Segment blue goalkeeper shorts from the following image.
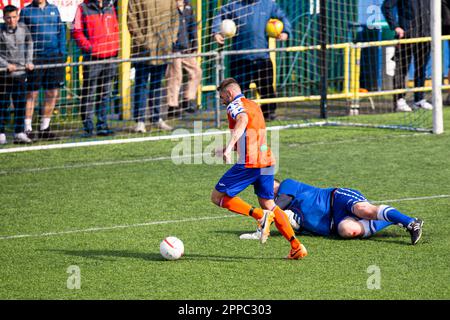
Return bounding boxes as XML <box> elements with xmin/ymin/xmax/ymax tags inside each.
<box><xmin>215</xmin><ymin>164</ymin><xmax>275</xmax><ymax>199</ymax></box>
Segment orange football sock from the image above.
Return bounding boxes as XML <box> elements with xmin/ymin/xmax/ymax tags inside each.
<box><xmin>273</xmin><ymin>206</ymin><xmax>301</xmax><ymax>249</ymax></box>
<box><xmin>221</xmin><ymin>196</ymin><xmax>264</xmax><ymax>220</ymax></box>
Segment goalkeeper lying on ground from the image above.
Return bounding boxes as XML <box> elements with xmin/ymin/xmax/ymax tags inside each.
<box><xmin>240</xmin><ymin>179</ymin><xmax>424</xmax><ymax>245</ymax></box>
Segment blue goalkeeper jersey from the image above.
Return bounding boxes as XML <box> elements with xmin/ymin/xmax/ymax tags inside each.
<box><xmin>278</xmin><ymin>179</ymin><xmax>335</xmax><ymax>236</ymax></box>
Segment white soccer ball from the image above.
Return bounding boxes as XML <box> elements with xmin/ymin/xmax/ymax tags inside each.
<box><xmin>220</xmin><ymin>19</ymin><xmax>237</xmax><ymax>38</ymax></box>
<box><xmin>160</xmin><ymin>236</ymin><xmax>184</xmax><ymax>260</ymax></box>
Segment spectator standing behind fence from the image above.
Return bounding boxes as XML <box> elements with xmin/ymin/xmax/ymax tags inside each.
<box><xmin>0</xmin><ymin>5</ymin><xmax>34</xmax><ymax>145</ymax></box>
<box><xmin>382</xmin><ymin>0</ymin><xmax>433</xmax><ymax>112</ymax></box>
<box><xmin>212</xmin><ymin>0</ymin><xmax>292</xmax><ymax>121</ymax></box>
<box><xmin>127</xmin><ymin>0</ymin><xmax>179</xmax><ymax>133</ymax></box>
<box><xmin>166</xmin><ymin>0</ymin><xmax>202</xmax><ymax>119</ymax></box>
<box><xmin>20</xmin><ymin>0</ymin><xmax>66</xmax><ymax>141</ymax></box>
<box><xmin>443</xmin><ymin>0</ymin><xmax>450</xmax><ymax>105</ymax></box>
<box><xmin>72</xmin><ymin>0</ymin><xmax>119</xmax><ymax>137</ymax></box>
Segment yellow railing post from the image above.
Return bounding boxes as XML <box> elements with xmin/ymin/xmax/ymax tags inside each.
<box><xmin>354</xmin><ymin>46</ymin><xmax>361</xmax><ymax>113</ymax></box>
<box><xmin>78</xmin><ymin>55</ymin><xmax>83</xmax><ymax>84</ymax></box>
<box><xmin>349</xmin><ymin>45</ymin><xmax>355</xmax><ymax>98</ymax></box>
<box><xmin>343</xmin><ymin>43</ymin><xmax>350</xmax><ymax>96</ymax></box>
<box><xmin>269</xmin><ymin>37</ymin><xmax>276</xmax><ymax>88</ymax></box>
<box><xmin>349</xmin><ymin>44</ymin><xmax>360</xmax><ymax>115</ymax></box>
<box><xmin>118</xmin><ymin>0</ymin><xmax>131</xmax><ymax>120</ymax></box>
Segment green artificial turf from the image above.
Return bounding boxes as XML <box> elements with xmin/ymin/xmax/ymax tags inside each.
<box><xmin>0</xmin><ymin>110</ymin><xmax>449</xmax><ymax>300</ymax></box>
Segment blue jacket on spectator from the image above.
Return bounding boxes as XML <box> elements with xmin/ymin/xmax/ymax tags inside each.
<box><xmin>20</xmin><ymin>1</ymin><xmax>66</xmax><ymax>60</ymax></box>
<box><xmin>212</xmin><ymin>0</ymin><xmax>292</xmax><ymax>61</ymax></box>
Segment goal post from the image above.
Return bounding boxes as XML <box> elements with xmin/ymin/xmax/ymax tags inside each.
<box><xmin>431</xmin><ymin>0</ymin><xmax>444</xmax><ymax>134</ymax></box>
<box><xmin>0</xmin><ymin>0</ymin><xmax>446</xmax><ymax>153</ymax></box>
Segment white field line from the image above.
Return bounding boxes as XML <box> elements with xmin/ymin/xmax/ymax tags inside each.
<box><xmin>0</xmin><ymin>133</ymin><xmax>429</xmax><ymax>176</ymax></box>
<box><xmin>0</xmin><ymin>153</ymin><xmax>207</xmax><ymax>175</ymax></box>
<box><xmin>0</xmin><ymin>194</ymin><xmax>448</xmax><ymax>241</ymax></box>
<box><xmin>0</xmin><ymin>123</ymin><xmax>307</xmax><ymax>154</ymax></box>
<box><xmin>0</xmin><ymin>215</ymin><xmax>237</xmax><ymax>240</ymax></box>
<box><xmin>371</xmin><ymin>194</ymin><xmax>450</xmax><ymax>203</ymax></box>
<box><xmin>0</xmin><ymin>123</ymin><xmax>428</xmax><ymax>154</ymax></box>
<box><xmin>0</xmin><ymin>130</ymin><xmax>231</xmax><ymax>154</ymax></box>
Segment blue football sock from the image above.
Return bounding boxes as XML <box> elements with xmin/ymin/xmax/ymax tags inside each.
<box><xmin>376</xmin><ymin>205</ymin><xmax>414</xmax><ymax>227</ymax></box>
<box><xmin>360</xmin><ymin>219</ymin><xmax>393</xmax><ymax>238</ymax></box>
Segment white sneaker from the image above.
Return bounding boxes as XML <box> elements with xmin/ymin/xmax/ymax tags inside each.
<box><xmin>395</xmin><ymin>98</ymin><xmax>412</xmax><ymax>112</ymax></box>
<box><xmin>0</xmin><ymin>133</ymin><xmax>7</xmax><ymax>145</ymax></box>
<box><xmin>239</xmin><ymin>209</ymin><xmax>301</xmax><ymax>239</ymax></box>
<box><xmin>156</xmin><ymin>119</ymin><xmax>173</xmax><ymax>131</ymax></box>
<box><xmin>134</xmin><ymin>121</ymin><xmax>146</xmax><ymax>133</ymax></box>
<box><xmin>413</xmin><ymin>99</ymin><xmax>433</xmax><ymax>110</ymax></box>
<box><xmin>14</xmin><ymin>132</ymin><xmax>32</xmax><ymax>144</ymax></box>
<box><xmin>258</xmin><ymin>210</ymin><xmax>275</xmax><ymax>244</ymax></box>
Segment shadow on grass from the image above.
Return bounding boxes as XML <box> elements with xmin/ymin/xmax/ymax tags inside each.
<box><xmin>214</xmin><ymin>229</ymin><xmax>408</xmax><ymax>246</ymax></box>
<box><xmin>213</xmin><ymin>229</ymin><xmax>283</xmax><ymax>237</ymax></box>
<box><xmin>44</xmin><ymin>249</ymin><xmax>277</xmax><ymax>262</ymax></box>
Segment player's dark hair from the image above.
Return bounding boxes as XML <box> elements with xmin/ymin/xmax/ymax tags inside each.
<box><xmin>3</xmin><ymin>5</ymin><xmax>18</xmax><ymax>15</ymax></box>
<box><xmin>274</xmin><ymin>178</ymin><xmax>281</xmax><ymax>184</ymax></box>
<box><xmin>217</xmin><ymin>77</ymin><xmax>240</xmax><ymax>92</ymax></box>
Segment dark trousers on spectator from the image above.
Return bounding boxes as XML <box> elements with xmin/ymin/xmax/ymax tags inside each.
<box><xmin>393</xmin><ymin>42</ymin><xmax>431</xmax><ymax>103</ymax></box>
<box><xmin>230</xmin><ymin>57</ymin><xmax>277</xmax><ymax>120</ymax></box>
<box><xmin>0</xmin><ymin>75</ymin><xmax>27</xmax><ymax>134</ymax></box>
<box><xmin>81</xmin><ymin>58</ymin><xmax>116</xmax><ymax>133</ymax></box>
<box><xmin>133</xmin><ymin>62</ymin><xmax>167</xmax><ymax>123</ymax></box>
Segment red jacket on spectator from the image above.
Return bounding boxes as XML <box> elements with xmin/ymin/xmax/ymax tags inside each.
<box><xmin>72</xmin><ymin>0</ymin><xmax>119</xmax><ymax>59</ymax></box>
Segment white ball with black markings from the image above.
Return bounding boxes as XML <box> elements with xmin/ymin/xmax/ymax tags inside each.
<box><xmin>160</xmin><ymin>236</ymin><xmax>184</xmax><ymax>260</ymax></box>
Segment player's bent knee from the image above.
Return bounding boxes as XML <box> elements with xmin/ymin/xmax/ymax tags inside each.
<box><xmin>337</xmin><ymin>219</ymin><xmax>363</xmax><ymax>239</ymax></box>
<box><xmin>353</xmin><ymin>202</ymin><xmax>377</xmax><ymax>220</ymax></box>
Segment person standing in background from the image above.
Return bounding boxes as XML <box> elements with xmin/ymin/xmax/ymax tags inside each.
<box><xmin>72</xmin><ymin>0</ymin><xmax>119</xmax><ymax>137</ymax></box>
<box><xmin>382</xmin><ymin>0</ymin><xmax>433</xmax><ymax>112</ymax></box>
<box><xmin>166</xmin><ymin>0</ymin><xmax>202</xmax><ymax>118</ymax></box>
<box><xmin>0</xmin><ymin>5</ymin><xmax>34</xmax><ymax>144</ymax></box>
<box><xmin>127</xmin><ymin>0</ymin><xmax>179</xmax><ymax>132</ymax></box>
<box><xmin>20</xmin><ymin>0</ymin><xmax>66</xmax><ymax>140</ymax></box>
<box><xmin>212</xmin><ymin>0</ymin><xmax>292</xmax><ymax>121</ymax></box>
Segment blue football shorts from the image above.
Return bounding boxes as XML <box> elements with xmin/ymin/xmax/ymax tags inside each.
<box><xmin>215</xmin><ymin>164</ymin><xmax>275</xmax><ymax>199</ymax></box>
<box><xmin>332</xmin><ymin>188</ymin><xmax>368</xmax><ymax>229</ymax></box>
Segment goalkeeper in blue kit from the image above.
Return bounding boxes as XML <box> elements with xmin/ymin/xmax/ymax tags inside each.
<box><xmin>240</xmin><ymin>179</ymin><xmax>424</xmax><ymax>245</ymax></box>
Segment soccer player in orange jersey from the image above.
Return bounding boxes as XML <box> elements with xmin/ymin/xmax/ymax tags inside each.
<box><xmin>210</xmin><ymin>78</ymin><xmax>307</xmax><ymax>259</ymax></box>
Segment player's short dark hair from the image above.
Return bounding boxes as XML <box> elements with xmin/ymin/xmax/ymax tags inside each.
<box><xmin>274</xmin><ymin>178</ymin><xmax>281</xmax><ymax>185</ymax></box>
<box><xmin>3</xmin><ymin>5</ymin><xmax>18</xmax><ymax>15</ymax></box>
<box><xmin>217</xmin><ymin>77</ymin><xmax>240</xmax><ymax>92</ymax></box>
